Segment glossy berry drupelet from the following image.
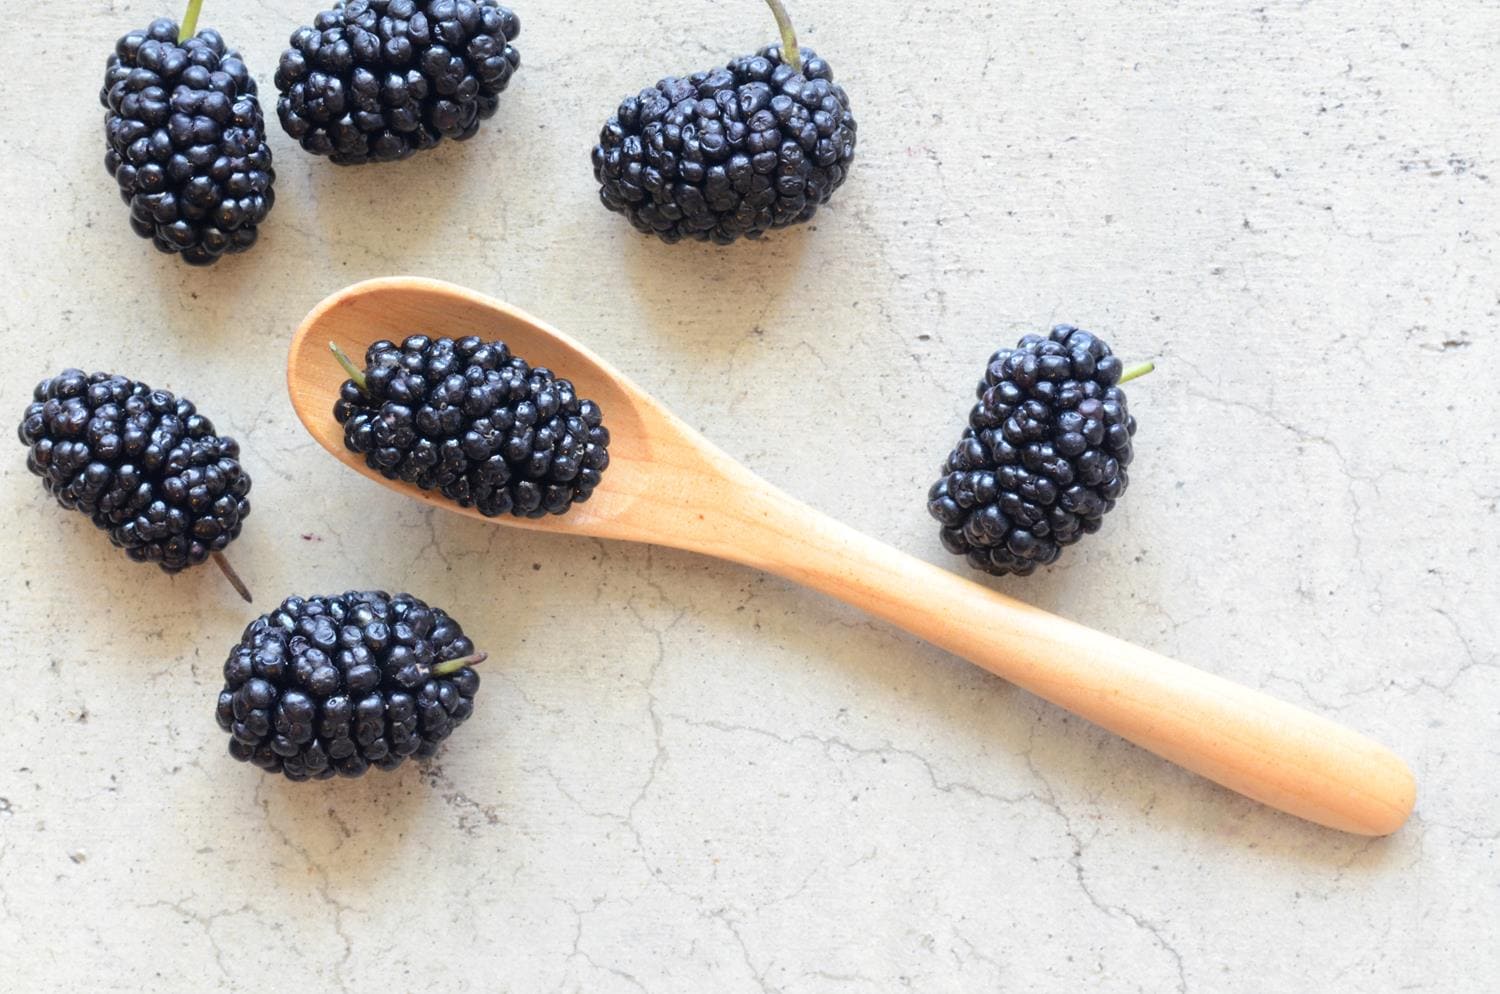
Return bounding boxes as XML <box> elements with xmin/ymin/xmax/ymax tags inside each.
<box><xmin>17</xmin><ymin>370</ymin><xmax>253</xmax><ymax>596</ymax></box>
<box><xmin>275</xmin><ymin>0</ymin><xmax>521</xmax><ymax>165</ymax></box>
<box><xmin>100</xmin><ymin>15</ymin><xmax>275</xmax><ymax>265</ymax></box>
<box><xmin>591</xmin><ymin>0</ymin><xmax>856</xmax><ymax>244</ymax></box>
<box><xmin>217</xmin><ymin>591</ymin><xmax>485</xmax><ymax>780</ymax></box>
<box><xmin>928</xmin><ymin>326</ymin><xmax>1148</xmax><ymax>577</ymax></box>
<box><xmin>332</xmin><ymin>336</ymin><xmax>610</xmax><ymax>517</ymax></box>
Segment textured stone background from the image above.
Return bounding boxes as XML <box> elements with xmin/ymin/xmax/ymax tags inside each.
<box><xmin>1</xmin><ymin>1</ymin><xmax>1496</xmax><ymax>991</ymax></box>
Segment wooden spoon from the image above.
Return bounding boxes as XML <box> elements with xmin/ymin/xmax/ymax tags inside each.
<box><xmin>287</xmin><ymin>276</ymin><xmax>1416</xmax><ymax>836</ymax></box>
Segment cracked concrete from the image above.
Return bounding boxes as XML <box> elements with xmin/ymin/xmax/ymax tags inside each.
<box><xmin>2</xmin><ymin>0</ymin><xmax>1498</xmax><ymax>991</ymax></box>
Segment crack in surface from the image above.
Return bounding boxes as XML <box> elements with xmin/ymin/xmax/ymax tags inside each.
<box><xmin>1022</xmin><ymin>728</ymin><xmax>1188</xmax><ymax>993</ymax></box>
<box><xmin>145</xmin><ymin>899</ymin><xmax>259</xmax><ymax>984</ymax></box>
<box><xmin>666</xmin><ymin>713</ymin><xmax>1047</xmax><ymax>810</ymax></box>
<box><xmin>255</xmin><ymin>780</ymin><xmax>355</xmax><ymax>993</ymax></box>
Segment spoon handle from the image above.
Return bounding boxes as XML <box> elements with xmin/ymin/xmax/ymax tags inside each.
<box><xmin>701</xmin><ymin>479</ymin><xmax>1415</xmax><ymax>836</ymax></box>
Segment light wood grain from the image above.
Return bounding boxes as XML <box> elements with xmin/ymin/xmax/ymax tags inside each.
<box><xmin>288</xmin><ymin>277</ymin><xmax>1416</xmax><ymax>836</ymax></box>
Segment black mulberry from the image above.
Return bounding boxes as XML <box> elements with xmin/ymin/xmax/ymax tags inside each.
<box><xmin>217</xmin><ymin>591</ymin><xmax>485</xmax><ymax>780</ymax></box>
<box><xmin>17</xmin><ymin>369</ymin><xmax>253</xmax><ymax>599</ymax></box>
<box><xmin>275</xmin><ymin>0</ymin><xmax>522</xmax><ymax>165</ymax></box>
<box><xmin>101</xmin><ymin>16</ymin><xmax>275</xmax><ymax>265</ymax></box>
<box><xmin>331</xmin><ymin>336</ymin><xmax>610</xmax><ymax>517</ymax></box>
<box><xmin>928</xmin><ymin>326</ymin><xmax>1150</xmax><ymax>577</ymax></box>
<box><xmin>591</xmin><ymin>0</ymin><xmax>856</xmax><ymax>244</ymax></box>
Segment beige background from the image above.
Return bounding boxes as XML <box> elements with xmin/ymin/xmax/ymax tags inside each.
<box><xmin>2</xmin><ymin>1</ymin><xmax>1496</xmax><ymax>991</ymax></box>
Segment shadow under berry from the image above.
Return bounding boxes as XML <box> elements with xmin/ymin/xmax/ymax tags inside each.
<box><xmin>618</xmin><ymin>222</ymin><xmax>812</xmax><ymax>350</ymax></box>
<box><xmin>299</xmin><ymin>138</ymin><xmax>505</xmax><ymax>262</ymax></box>
<box><xmin>245</xmin><ymin>760</ymin><xmax>435</xmax><ymax>874</ymax></box>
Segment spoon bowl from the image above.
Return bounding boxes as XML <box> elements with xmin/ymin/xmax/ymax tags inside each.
<box><xmin>289</xmin><ymin>277</ymin><xmax>1417</xmax><ymax>837</ymax></box>
<box><xmin>289</xmin><ymin>276</ymin><xmax>714</xmax><ymax>545</ymax></box>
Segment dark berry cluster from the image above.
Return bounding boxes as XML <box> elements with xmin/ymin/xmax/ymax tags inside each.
<box><xmin>101</xmin><ymin>19</ymin><xmax>276</xmax><ymax>265</ymax></box>
<box><xmin>928</xmin><ymin>326</ymin><xmax>1138</xmax><ymax>576</ymax></box>
<box><xmin>18</xmin><ymin>370</ymin><xmax>252</xmax><ymax>572</ymax></box>
<box><xmin>275</xmin><ymin>0</ymin><xmax>522</xmax><ymax>165</ymax></box>
<box><xmin>333</xmin><ymin>335</ymin><xmax>610</xmax><ymax>517</ymax></box>
<box><xmin>592</xmin><ymin>45</ymin><xmax>857</xmax><ymax>244</ymax></box>
<box><xmin>218</xmin><ymin>591</ymin><xmax>481</xmax><ymax>779</ymax></box>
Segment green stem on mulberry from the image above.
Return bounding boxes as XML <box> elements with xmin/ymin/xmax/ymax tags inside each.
<box><xmin>1119</xmin><ymin>361</ymin><xmax>1155</xmax><ymax>385</ymax></box>
<box><xmin>432</xmin><ymin>652</ymin><xmax>489</xmax><ymax>677</ymax></box>
<box><xmin>212</xmin><ymin>552</ymin><xmax>252</xmax><ymax>604</ymax></box>
<box><xmin>329</xmin><ymin>342</ymin><xmax>368</xmax><ymax>395</ymax></box>
<box><xmin>179</xmin><ymin>0</ymin><xmax>205</xmax><ymax>41</ymax></box>
<box><xmin>764</xmin><ymin>0</ymin><xmax>801</xmax><ymax>74</ymax></box>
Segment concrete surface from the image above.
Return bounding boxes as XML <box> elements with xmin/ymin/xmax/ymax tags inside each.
<box><xmin>1</xmin><ymin>1</ymin><xmax>1496</xmax><ymax>991</ymax></box>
